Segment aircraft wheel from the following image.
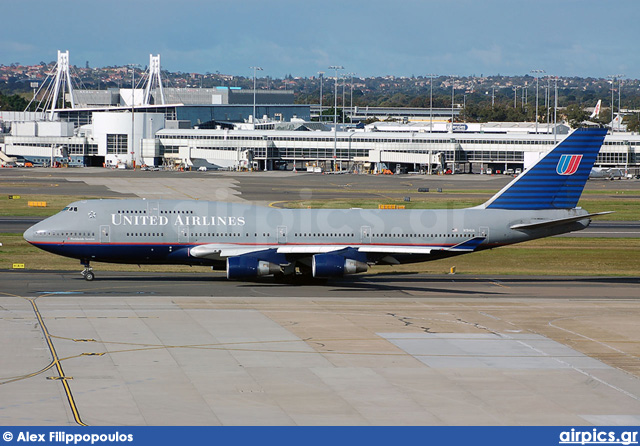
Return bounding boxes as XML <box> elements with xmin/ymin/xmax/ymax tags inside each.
<box><xmin>84</xmin><ymin>271</ymin><xmax>95</xmax><ymax>281</ymax></box>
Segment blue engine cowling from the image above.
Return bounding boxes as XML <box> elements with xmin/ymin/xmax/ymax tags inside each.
<box><xmin>227</xmin><ymin>256</ymin><xmax>281</xmax><ymax>279</ymax></box>
<box><xmin>312</xmin><ymin>254</ymin><xmax>368</xmax><ymax>278</ymax></box>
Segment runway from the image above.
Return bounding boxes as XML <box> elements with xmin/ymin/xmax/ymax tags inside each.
<box><xmin>1</xmin><ymin>271</ymin><xmax>640</xmax><ymax>426</ymax></box>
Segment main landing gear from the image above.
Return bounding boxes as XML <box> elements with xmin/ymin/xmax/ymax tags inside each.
<box><xmin>81</xmin><ymin>260</ymin><xmax>95</xmax><ymax>281</ymax></box>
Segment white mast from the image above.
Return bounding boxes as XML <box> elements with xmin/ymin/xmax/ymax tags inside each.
<box><xmin>143</xmin><ymin>54</ymin><xmax>165</xmax><ymax>105</ymax></box>
<box><xmin>48</xmin><ymin>50</ymin><xmax>75</xmax><ymax>120</ymax></box>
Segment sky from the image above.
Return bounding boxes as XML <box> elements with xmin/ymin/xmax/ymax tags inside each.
<box><xmin>1</xmin><ymin>0</ymin><xmax>637</xmax><ymax>79</ymax></box>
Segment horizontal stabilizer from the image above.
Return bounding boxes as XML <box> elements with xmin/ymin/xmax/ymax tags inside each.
<box><xmin>510</xmin><ymin>211</ymin><xmax>613</xmax><ymax>231</ymax></box>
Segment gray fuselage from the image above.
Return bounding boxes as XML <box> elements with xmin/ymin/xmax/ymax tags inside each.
<box><xmin>24</xmin><ymin>199</ymin><xmax>591</xmax><ymax>270</ymax></box>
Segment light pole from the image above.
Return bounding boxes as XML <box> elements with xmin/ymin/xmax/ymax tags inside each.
<box><xmin>607</xmin><ymin>74</ymin><xmax>625</xmax><ymax>131</ymax></box>
<box><xmin>127</xmin><ymin>63</ymin><xmax>140</xmax><ymax>168</ymax></box>
<box><xmin>349</xmin><ymin>73</ymin><xmax>355</xmax><ymax>122</ymax></box>
<box><xmin>618</xmin><ymin>76</ymin><xmax>625</xmax><ymax>131</ymax></box>
<box><xmin>607</xmin><ymin>75</ymin><xmax>616</xmax><ymax>130</ymax></box>
<box><xmin>427</xmin><ymin>74</ymin><xmax>437</xmax><ymax>133</ymax></box>
<box><xmin>250</xmin><ymin>66</ymin><xmax>263</xmax><ymax>126</ymax></box>
<box><xmin>531</xmin><ymin>69</ymin><xmax>545</xmax><ymax>134</ymax></box>
<box><xmin>329</xmin><ymin>65</ymin><xmax>344</xmax><ymax>171</ymax></box>
<box><xmin>342</xmin><ymin>74</ymin><xmax>347</xmax><ymax>124</ymax></box>
<box><xmin>546</xmin><ymin>77</ymin><xmax>550</xmax><ymax>132</ymax></box>
<box><xmin>317</xmin><ymin>71</ymin><xmax>324</xmax><ymax>121</ymax></box>
<box><xmin>450</xmin><ymin>75</ymin><xmax>457</xmax><ymax>129</ymax></box>
<box><xmin>463</xmin><ymin>93</ymin><xmax>467</xmax><ymax>122</ymax></box>
<box><xmin>553</xmin><ymin>77</ymin><xmax>558</xmax><ymax>144</ymax></box>
<box><xmin>512</xmin><ymin>86</ymin><xmax>519</xmax><ymax>109</ymax></box>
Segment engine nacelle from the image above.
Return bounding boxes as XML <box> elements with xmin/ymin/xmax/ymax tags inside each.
<box><xmin>226</xmin><ymin>256</ymin><xmax>281</xmax><ymax>279</ymax></box>
<box><xmin>311</xmin><ymin>254</ymin><xmax>368</xmax><ymax>278</ymax></box>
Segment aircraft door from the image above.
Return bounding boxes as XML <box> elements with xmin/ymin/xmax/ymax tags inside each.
<box><xmin>147</xmin><ymin>201</ymin><xmax>159</xmax><ymax>217</ymax></box>
<box><xmin>479</xmin><ymin>226</ymin><xmax>489</xmax><ymax>242</ymax></box>
<box><xmin>100</xmin><ymin>225</ymin><xmax>110</xmax><ymax>243</ymax></box>
<box><xmin>360</xmin><ymin>226</ymin><xmax>372</xmax><ymax>244</ymax></box>
<box><xmin>178</xmin><ymin>226</ymin><xmax>189</xmax><ymax>243</ymax></box>
<box><xmin>277</xmin><ymin>226</ymin><xmax>287</xmax><ymax>244</ymax></box>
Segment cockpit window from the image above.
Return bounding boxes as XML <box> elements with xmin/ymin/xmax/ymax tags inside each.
<box><xmin>61</xmin><ymin>206</ymin><xmax>78</xmax><ymax>212</ymax></box>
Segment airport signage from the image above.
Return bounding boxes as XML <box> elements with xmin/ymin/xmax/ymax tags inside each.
<box><xmin>452</xmin><ymin>123</ymin><xmax>468</xmax><ymax>131</ymax></box>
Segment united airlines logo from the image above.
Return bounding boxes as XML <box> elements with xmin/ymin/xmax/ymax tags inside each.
<box><xmin>110</xmin><ymin>213</ymin><xmax>245</xmax><ymax>227</ymax></box>
<box><xmin>556</xmin><ymin>154</ymin><xmax>583</xmax><ymax>176</ymax></box>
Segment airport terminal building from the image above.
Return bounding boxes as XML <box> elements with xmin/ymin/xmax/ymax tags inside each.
<box><xmin>2</xmin><ymin>110</ymin><xmax>638</xmax><ymax>173</ymax></box>
<box><xmin>2</xmin><ymin>50</ymin><xmax>637</xmax><ymax>173</ymax></box>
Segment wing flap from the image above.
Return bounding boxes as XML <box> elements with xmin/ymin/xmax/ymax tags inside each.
<box><xmin>276</xmin><ymin>245</ymin><xmax>349</xmax><ymax>254</ymax></box>
<box><xmin>358</xmin><ymin>246</ymin><xmax>434</xmax><ymax>254</ymax></box>
<box><xmin>358</xmin><ymin>237</ymin><xmax>486</xmax><ymax>254</ymax></box>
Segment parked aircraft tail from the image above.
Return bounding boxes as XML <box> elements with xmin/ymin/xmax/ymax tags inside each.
<box><xmin>589</xmin><ymin>99</ymin><xmax>602</xmax><ymax>119</ymax></box>
<box><xmin>480</xmin><ymin>127</ymin><xmax>607</xmax><ymax>210</ymax></box>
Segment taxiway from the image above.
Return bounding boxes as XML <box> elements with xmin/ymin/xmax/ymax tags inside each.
<box><xmin>1</xmin><ymin>271</ymin><xmax>639</xmax><ymax>426</ymax></box>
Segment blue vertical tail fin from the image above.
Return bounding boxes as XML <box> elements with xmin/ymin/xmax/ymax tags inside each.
<box><xmin>481</xmin><ymin>127</ymin><xmax>607</xmax><ymax>210</ymax></box>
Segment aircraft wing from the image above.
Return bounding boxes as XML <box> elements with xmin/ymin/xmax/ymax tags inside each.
<box><xmin>189</xmin><ymin>244</ymin><xmax>351</xmax><ymax>260</ymax></box>
<box><xmin>510</xmin><ymin>212</ymin><xmax>613</xmax><ymax>231</ymax></box>
<box><xmin>190</xmin><ymin>236</ymin><xmax>487</xmax><ymax>260</ymax></box>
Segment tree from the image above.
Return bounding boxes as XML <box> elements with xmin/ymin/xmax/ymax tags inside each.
<box><xmin>593</xmin><ymin>107</ymin><xmax>612</xmax><ymax>126</ymax></box>
<box><xmin>564</xmin><ymin>104</ymin><xmax>588</xmax><ymax>128</ymax></box>
<box><xmin>0</xmin><ymin>92</ymin><xmax>29</xmax><ymax>111</ymax></box>
<box><xmin>623</xmin><ymin>114</ymin><xmax>640</xmax><ymax>133</ymax></box>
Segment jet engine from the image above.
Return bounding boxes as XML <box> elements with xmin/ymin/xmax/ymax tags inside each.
<box><xmin>226</xmin><ymin>256</ymin><xmax>281</xmax><ymax>279</ymax></box>
<box><xmin>311</xmin><ymin>254</ymin><xmax>368</xmax><ymax>278</ymax></box>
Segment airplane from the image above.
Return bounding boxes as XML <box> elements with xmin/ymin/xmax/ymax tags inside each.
<box><xmin>590</xmin><ymin>166</ymin><xmax>624</xmax><ymax>180</ymax></box>
<box><xmin>23</xmin><ymin>127</ymin><xmax>609</xmax><ymax>282</ymax></box>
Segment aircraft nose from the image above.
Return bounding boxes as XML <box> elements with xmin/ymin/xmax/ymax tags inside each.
<box><xmin>23</xmin><ymin>220</ymin><xmax>44</xmax><ymax>244</ymax></box>
<box><xmin>23</xmin><ymin>225</ymin><xmax>35</xmax><ymax>243</ymax></box>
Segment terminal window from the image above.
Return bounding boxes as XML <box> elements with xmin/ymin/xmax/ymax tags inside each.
<box><xmin>107</xmin><ymin>134</ymin><xmax>128</xmax><ymax>154</ymax></box>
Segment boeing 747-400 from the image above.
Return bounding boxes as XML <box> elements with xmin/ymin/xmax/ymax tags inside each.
<box><xmin>23</xmin><ymin>127</ymin><xmax>609</xmax><ymax>281</ymax></box>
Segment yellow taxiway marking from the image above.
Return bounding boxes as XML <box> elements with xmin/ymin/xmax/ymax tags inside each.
<box><xmin>28</xmin><ymin>298</ymin><xmax>87</xmax><ymax>426</ymax></box>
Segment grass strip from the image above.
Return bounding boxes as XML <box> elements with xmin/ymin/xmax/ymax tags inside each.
<box><xmin>2</xmin><ymin>233</ymin><xmax>638</xmax><ymax>277</ymax></box>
